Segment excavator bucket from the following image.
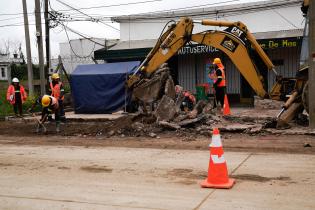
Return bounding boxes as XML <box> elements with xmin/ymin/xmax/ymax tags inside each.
<box><xmin>132</xmin><ymin>65</ymin><xmax>175</xmax><ymax>103</ymax></box>
<box><xmin>133</xmin><ymin>76</ymin><xmax>165</xmax><ymax>103</ymax></box>
<box><xmin>277</xmin><ymin>102</ymin><xmax>304</xmax><ymax>129</ymax></box>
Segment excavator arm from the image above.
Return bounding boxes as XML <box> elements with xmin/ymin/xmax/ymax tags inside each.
<box><xmin>127</xmin><ymin>17</ymin><xmax>193</xmax><ymax>88</ymax></box>
<box><xmin>128</xmin><ymin>17</ymin><xmax>276</xmax><ymax>99</ymax></box>
<box><xmin>191</xmin><ymin>31</ymin><xmax>267</xmax><ymax>98</ymax></box>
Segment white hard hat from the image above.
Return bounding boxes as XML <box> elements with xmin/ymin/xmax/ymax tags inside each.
<box><xmin>12</xmin><ymin>78</ymin><xmax>19</xmax><ymax>83</ymax></box>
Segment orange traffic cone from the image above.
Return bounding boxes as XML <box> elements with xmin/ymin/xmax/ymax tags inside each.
<box><xmin>223</xmin><ymin>94</ymin><xmax>231</xmax><ymax>116</ymax></box>
<box><xmin>201</xmin><ymin>128</ymin><xmax>235</xmax><ymax>189</ymax></box>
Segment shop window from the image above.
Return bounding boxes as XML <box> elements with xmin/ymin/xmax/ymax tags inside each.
<box><xmin>1</xmin><ymin>67</ymin><xmax>5</xmax><ymax>78</ymax></box>
<box><xmin>272</xmin><ymin>59</ymin><xmax>284</xmax><ymax>66</ymax></box>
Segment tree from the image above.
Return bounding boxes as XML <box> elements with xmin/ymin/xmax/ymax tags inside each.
<box><xmin>0</xmin><ymin>39</ymin><xmax>22</xmax><ymax>57</ymax></box>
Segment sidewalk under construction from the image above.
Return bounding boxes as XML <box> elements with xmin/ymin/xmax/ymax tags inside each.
<box><xmin>3</xmin><ymin>104</ymin><xmax>314</xmax><ymax>137</ymax></box>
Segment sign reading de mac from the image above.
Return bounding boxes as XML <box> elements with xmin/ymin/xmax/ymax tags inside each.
<box><xmin>258</xmin><ymin>37</ymin><xmax>301</xmax><ymax>49</ymax></box>
<box><xmin>178</xmin><ymin>45</ymin><xmax>219</xmax><ymax>55</ymax></box>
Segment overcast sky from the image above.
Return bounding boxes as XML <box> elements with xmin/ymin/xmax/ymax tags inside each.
<box><xmin>0</xmin><ymin>0</ymin><xmax>265</xmax><ymax>62</ymax></box>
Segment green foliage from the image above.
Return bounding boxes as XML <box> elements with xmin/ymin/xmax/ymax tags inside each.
<box><xmin>0</xmin><ymin>90</ymin><xmax>12</xmax><ymax>116</ymax></box>
<box><xmin>0</xmin><ymin>88</ymin><xmax>41</xmax><ymax>117</ymax></box>
<box><xmin>10</xmin><ymin>64</ymin><xmax>42</xmax><ymax>80</ymax></box>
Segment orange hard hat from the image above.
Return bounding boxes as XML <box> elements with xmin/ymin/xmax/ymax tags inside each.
<box><xmin>213</xmin><ymin>58</ymin><xmax>222</xmax><ymax>64</ymax></box>
<box><xmin>41</xmin><ymin>95</ymin><xmax>51</xmax><ymax>107</ymax></box>
<box><xmin>51</xmin><ymin>73</ymin><xmax>60</xmax><ymax>80</ymax></box>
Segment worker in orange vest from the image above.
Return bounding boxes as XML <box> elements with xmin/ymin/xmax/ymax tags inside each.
<box><xmin>181</xmin><ymin>91</ymin><xmax>196</xmax><ymax>111</ymax></box>
<box><xmin>6</xmin><ymin>77</ymin><xmax>27</xmax><ymax>116</ymax></box>
<box><xmin>212</xmin><ymin>58</ymin><xmax>226</xmax><ymax>111</ymax></box>
<box><xmin>50</xmin><ymin>73</ymin><xmax>65</xmax><ymax>121</ymax></box>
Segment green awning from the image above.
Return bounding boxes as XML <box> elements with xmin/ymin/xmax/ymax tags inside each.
<box><xmin>94</xmin><ymin>48</ymin><xmax>151</xmax><ymax>61</ymax></box>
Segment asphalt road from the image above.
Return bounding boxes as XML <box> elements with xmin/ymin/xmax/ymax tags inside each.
<box><xmin>0</xmin><ymin>145</ymin><xmax>314</xmax><ymax>210</ymax></box>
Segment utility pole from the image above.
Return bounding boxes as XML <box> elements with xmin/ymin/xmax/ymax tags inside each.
<box><xmin>22</xmin><ymin>0</ymin><xmax>34</xmax><ymax>96</ymax></box>
<box><xmin>309</xmin><ymin>0</ymin><xmax>315</xmax><ymax>128</ymax></box>
<box><xmin>35</xmin><ymin>0</ymin><xmax>46</xmax><ymax>95</ymax></box>
<box><xmin>44</xmin><ymin>0</ymin><xmax>50</xmax><ymax>71</ymax></box>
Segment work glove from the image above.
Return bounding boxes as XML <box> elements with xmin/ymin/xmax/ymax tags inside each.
<box><xmin>9</xmin><ymin>95</ymin><xmax>14</xmax><ymax>101</ymax></box>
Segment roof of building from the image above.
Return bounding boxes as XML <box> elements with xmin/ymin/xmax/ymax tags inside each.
<box><xmin>112</xmin><ymin>0</ymin><xmax>302</xmax><ymax>22</ymax></box>
<box><xmin>254</xmin><ymin>29</ymin><xmax>303</xmax><ymax>39</ymax></box>
<box><xmin>0</xmin><ymin>54</ymin><xmax>23</xmax><ymax>64</ymax></box>
<box><xmin>108</xmin><ymin>39</ymin><xmax>157</xmax><ymax>50</ymax></box>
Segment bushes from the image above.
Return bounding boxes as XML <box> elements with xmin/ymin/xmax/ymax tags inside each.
<box><xmin>10</xmin><ymin>64</ymin><xmax>41</xmax><ymax>80</ymax></box>
<box><xmin>0</xmin><ymin>90</ymin><xmax>12</xmax><ymax>116</ymax></box>
<box><xmin>0</xmin><ymin>88</ymin><xmax>40</xmax><ymax>117</ymax></box>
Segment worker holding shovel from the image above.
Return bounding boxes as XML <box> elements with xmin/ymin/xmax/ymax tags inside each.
<box><xmin>28</xmin><ymin>95</ymin><xmax>60</xmax><ymax>133</ymax></box>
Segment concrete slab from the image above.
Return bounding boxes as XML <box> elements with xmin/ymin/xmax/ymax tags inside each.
<box><xmin>12</xmin><ymin>111</ymin><xmax>125</xmax><ymax>123</ymax></box>
<box><xmin>64</xmin><ymin>111</ymin><xmax>125</xmax><ymax>121</ymax></box>
<box><xmin>231</xmin><ymin>107</ymin><xmax>279</xmax><ymax>120</ymax></box>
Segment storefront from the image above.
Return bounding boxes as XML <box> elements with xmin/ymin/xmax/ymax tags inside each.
<box><xmin>94</xmin><ymin>31</ymin><xmax>302</xmax><ymax>103</ymax></box>
<box><xmin>94</xmin><ymin>0</ymin><xmax>304</xmax><ymax>104</ymax></box>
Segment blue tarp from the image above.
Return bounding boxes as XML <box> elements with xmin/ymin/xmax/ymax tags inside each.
<box><xmin>71</xmin><ymin>61</ymin><xmax>140</xmax><ymax>114</ymax></box>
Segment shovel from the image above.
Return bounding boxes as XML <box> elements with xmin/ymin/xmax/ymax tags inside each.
<box><xmin>29</xmin><ymin>111</ymin><xmax>47</xmax><ymax>133</ymax></box>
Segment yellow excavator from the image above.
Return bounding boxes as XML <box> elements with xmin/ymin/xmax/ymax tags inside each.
<box><xmin>127</xmin><ymin>0</ymin><xmax>309</xmax><ymax>128</ymax></box>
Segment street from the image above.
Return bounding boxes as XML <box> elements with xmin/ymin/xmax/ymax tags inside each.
<box><xmin>0</xmin><ymin>143</ymin><xmax>315</xmax><ymax>210</ymax></box>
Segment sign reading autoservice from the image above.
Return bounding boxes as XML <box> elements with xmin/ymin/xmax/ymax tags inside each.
<box><xmin>178</xmin><ymin>45</ymin><xmax>219</xmax><ymax>55</ymax></box>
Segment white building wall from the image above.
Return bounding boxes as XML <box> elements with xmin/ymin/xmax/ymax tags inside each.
<box><xmin>119</xmin><ymin>5</ymin><xmax>303</xmax><ymax>41</ymax></box>
<box><xmin>53</xmin><ymin>38</ymin><xmax>118</xmax><ymax>73</ymax></box>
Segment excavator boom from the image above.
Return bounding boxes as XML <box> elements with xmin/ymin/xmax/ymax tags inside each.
<box><xmin>128</xmin><ymin>17</ymin><xmax>276</xmax><ymax>100</ymax></box>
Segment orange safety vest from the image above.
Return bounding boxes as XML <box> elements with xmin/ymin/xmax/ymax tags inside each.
<box><xmin>184</xmin><ymin>91</ymin><xmax>196</xmax><ymax>104</ymax></box>
<box><xmin>216</xmin><ymin>67</ymin><xmax>226</xmax><ymax>87</ymax></box>
<box><xmin>51</xmin><ymin>82</ymin><xmax>64</xmax><ymax>100</ymax></box>
<box><xmin>6</xmin><ymin>85</ymin><xmax>27</xmax><ymax>105</ymax></box>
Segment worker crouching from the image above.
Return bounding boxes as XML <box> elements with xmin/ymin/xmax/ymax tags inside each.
<box><xmin>181</xmin><ymin>91</ymin><xmax>196</xmax><ymax>112</ymax></box>
<box><xmin>29</xmin><ymin>95</ymin><xmax>61</xmax><ymax>133</ymax></box>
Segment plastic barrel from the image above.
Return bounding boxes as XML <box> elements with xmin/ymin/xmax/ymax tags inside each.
<box><xmin>196</xmin><ymin>86</ymin><xmax>206</xmax><ymax>101</ymax></box>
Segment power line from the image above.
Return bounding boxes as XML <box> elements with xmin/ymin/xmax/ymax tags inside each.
<box><xmin>0</xmin><ymin>0</ymin><xmax>162</xmax><ymax>16</ymax></box>
<box><xmin>0</xmin><ymin>5</ymin><xmax>301</xmax><ymax>28</ymax></box>
<box><xmin>128</xmin><ymin>0</ymin><xmax>240</xmax><ymax>16</ymax></box>
<box><xmin>55</xmin><ymin>0</ymin><xmax>120</xmax><ymax>31</ymax></box>
<box><xmin>0</xmin><ymin>22</ymin><xmax>38</xmax><ymax>28</ymax></box>
<box><xmin>113</xmin><ymin>0</ymin><xmax>301</xmax><ymax>21</ymax></box>
<box><xmin>49</xmin><ymin>0</ymin><xmax>240</xmax><ymax>20</ymax></box>
<box><xmin>0</xmin><ymin>16</ymin><xmax>28</xmax><ymax>22</ymax></box>
<box><xmin>272</xmin><ymin>9</ymin><xmax>299</xmax><ymax>29</ymax></box>
<box><xmin>49</xmin><ymin>12</ymin><xmax>107</xmax><ymax>47</ymax></box>
<box><xmin>63</xmin><ymin>24</ymin><xmax>96</xmax><ymax>58</ymax></box>
<box><xmin>51</xmin><ymin>0</ymin><xmax>162</xmax><ymax>12</ymax></box>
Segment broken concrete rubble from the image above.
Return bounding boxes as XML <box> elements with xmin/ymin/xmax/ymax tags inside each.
<box><xmin>265</xmin><ymin>127</ymin><xmax>315</xmax><ymax>135</ymax></box>
<box><xmin>148</xmin><ymin>132</ymin><xmax>157</xmax><ymax>138</ymax></box>
<box><xmin>158</xmin><ymin>121</ymin><xmax>181</xmax><ymax>130</ymax></box>
<box><xmin>154</xmin><ymin>95</ymin><xmax>177</xmax><ymax>121</ymax></box>
<box><xmin>254</xmin><ymin>97</ymin><xmax>283</xmax><ymax>110</ymax></box>
<box><xmin>178</xmin><ymin>115</ymin><xmax>206</xmax><ymax>127</ymax></box>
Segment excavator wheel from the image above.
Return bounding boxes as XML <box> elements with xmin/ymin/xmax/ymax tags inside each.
<box><xmin>302</xmin><ymin>81</ymin><xmax>309</xmax><ymax>114</ymax></box>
